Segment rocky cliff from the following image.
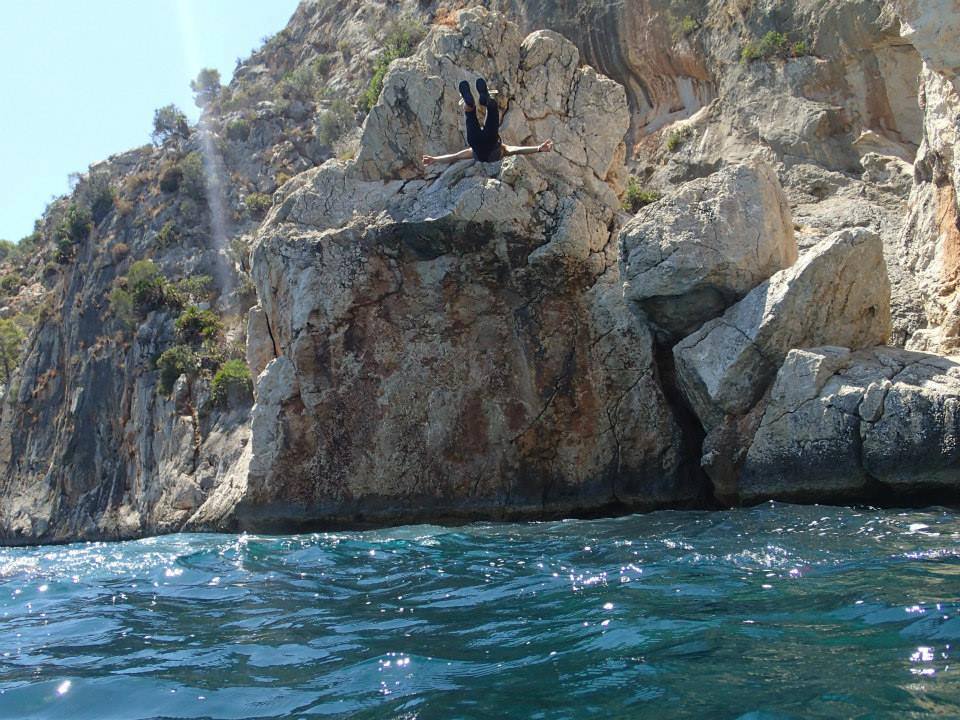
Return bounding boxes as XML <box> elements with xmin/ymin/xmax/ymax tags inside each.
<box><xmin>1</xmin><ymin>0</ymin><xmax>959</xmax><ymax>544</ymax></box>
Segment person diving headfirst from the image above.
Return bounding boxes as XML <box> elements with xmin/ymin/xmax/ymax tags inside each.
<box><xmin>422</xmin><ymin>78</ymin><xmax>554</xmax><ymax>167</ymax></box>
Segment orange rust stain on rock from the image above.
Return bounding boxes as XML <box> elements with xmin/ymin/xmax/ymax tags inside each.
<box><xmin>937</xmin><ymin>183</ymin><xmax>960</xmax><ymax>294</ymax></box>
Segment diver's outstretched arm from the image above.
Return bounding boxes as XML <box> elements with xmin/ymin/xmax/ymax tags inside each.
<box><xmin>423</xmin><ymin>148</ymin><xmax>474</xmax><ymax>166</ymax></box>
<box><xmin>502</xmin><ymin>139</ymin><xmax>554</xmax><ymax>157</ymax></box>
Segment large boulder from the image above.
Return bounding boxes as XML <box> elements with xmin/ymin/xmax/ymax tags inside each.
<box><xmin>739</xmin><ymin>345</ymin><xmax>960</xmax><ymax>503</ymax></box>
<box><xmin>619</xmin><ymin>158</ymin><xmax>797</xmax><ymax>341</ymax></box>
<box><xmin>225</xmin><ymin>9</ymin><xmax>691</xmax><ymax>530</ymax></box>
<box><xmin>674</xmin><ymin>227</ymin><xmax>892</xmax><ymax>430</ymax></box>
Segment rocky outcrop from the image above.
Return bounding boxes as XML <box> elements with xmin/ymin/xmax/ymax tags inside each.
<box><xmin>619</xmin><ymin>158</ymin><xmax>796</xmax><ymax>341</ymax></box>
<box><xmin>888</xmin><ymin>0</ymin><xmax>960</xmax><ymax>354</ymax></box>
<box><xmin>739</xmin><ymin>345</ymin><xmax>960</xmax><ymax>502</ymax></box>
<box><xmin>674</xmin><ymin>228</ymin><xmax>891</xmax><ymax>430</ymax></box>
<box><xmin>213</xmin><ymin>8</ymin><xmax>692</xmax><ymax>529</ymax></box>
<box><xmin>4</xmin><ymin>0</ymin><xmax>960</xmax><ymax>544</ymax></box>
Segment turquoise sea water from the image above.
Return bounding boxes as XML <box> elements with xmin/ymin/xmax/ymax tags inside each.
<box><xmin>1</xmin><ymin>503</ymin><xmax>958</xmax><ymax>719</ymax></box>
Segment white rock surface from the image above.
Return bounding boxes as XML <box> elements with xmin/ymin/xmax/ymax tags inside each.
<box><xmin>619</xmin><ymin>158</ymin><xmax>796</xmax><ymax>340</ymax></box>
<box><xmin>740</xmin><ymin>345</ymin><xmax>960</xmax><ymax>502</ymax></box>
<box><xmin>674</xmin><ymin>228</ymin><xmax>891</xmax><ymax>429</ymax></box>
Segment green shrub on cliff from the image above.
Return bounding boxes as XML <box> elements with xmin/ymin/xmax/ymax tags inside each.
<box><xmin>108</xmin><ymin>287</ymin><xmax>135</xmax><ymax>329</ymax></box>
<box><xmin>244</xmin><ymin>192</ymin><xmax>273</xmax><ymax>218</ymax></box>
<box><xmin>53</xmin><ymin>204</ymin><xmax>93</xmax><ymax>262</ymax></box>
<box><xmin>152</xmin><ymin>104</ymin><xmax>190</xmax><ymax>145</ymax></box>
<box><xmin>666</xmin><ymin>126</ymin><xmax>693</xmax><ymax>152</ymax></box>
<box><xmin>0</xmin><ymin>318</ymin><xmax>25</xmax><ymax>385</ymax></box>
<box><xmin>190</xmin><ymin>67</ymin><xmax>222</xmax><ymax>109</ymax></box>
<box><xmin>57</xmin><ymin>204</ymin><xmax>93</xmax><ymax>244</ymax></box>
<box><xmin>158</xmin><ymin>163</ymin><xmax>182</xmax><ymax>193</ymax></box>
<box><xmin>225</xmin><ymin>118</ymin><xmax>251</xmax><ymax>141</ymax></box>
<box><xmin>279</xmin><ymin>65</ymin><xmax>317</xmax><ymax>102</ymax></box>
<box><xmin>157</xmin><ymin>345</ymin><xmax>200</xmax><ymax>395</ymax></box>
<box><xmin>155</xmin><ymin>221</ymin><xmax>181</xmax><ymax>249</ymax></box>
<box><xmin>178</xmin><ymin>152</ymin><xmax>207</xmax><ymax>202</ymax></box>
<box><xmin>79</xmin><ymin>171</ymin><xmax>116</xmax><ymax>225</ymax></box>
<box><xmin>210</xmin><ymin>358</ymin><xmax>253</xmax><ymax>407</ymax></box>
<box><xmin>358</xmin><ymin>16</ymin><xmax>425</xmax><ymax>113</ymax></box>
<box><xmin>127</xmin><ymin>260</ymin><xmax>168</xmax><ymax>313</ymax></box>
<box><xmin>175</xmin><ymin>305</ymin><xmax>223</xmax><ymax>346</ymax></box>
<box><xmin>0</xmin><ymin>239</ymin><xmax>16</xmax><ymax>262</ymax></box>
<box><xmin>622</xmin><ymin>177</ymin><xmax>662</xmax><ymax>213</ymax></box>
<box><xmin>742</xmin><ymin>31</ymin><xmax>809</xmax><ymax>62</ymax></box>
<box><xmin>318</xmin><ymin>100</ymin><xmax>354</xmax><ymax>147</ymax></box>
<box><xmin>169</xmin><ymin>275</ymin><xmax>213</xmax><ymax>306</ymax></box>
<box><xmin>0</xmin><ymin>273</ymin><xmax>22</xmax><ymax>296</ymax></box>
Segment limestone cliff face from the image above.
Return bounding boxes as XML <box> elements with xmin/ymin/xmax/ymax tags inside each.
<box><xmin>223</xmin><ymin>10</ymin><xmax>691</xmax><ymax>529</ymax></box>
<box><xmin>1</xmin><ymin>0</ymin><xmax>960</xmax><ymax>544</ymax></box>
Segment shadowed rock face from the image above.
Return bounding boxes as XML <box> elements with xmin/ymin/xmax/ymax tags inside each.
<box><xmin>674</xmin><ymin>228</ymin><xmax>891</xmax><ymax>431</ymax></box>
<box><xmin>222</xmin><ymin>8</ymin><xmax>691</xmax><ymax>530</ymax></box>
<box><xmin>619</xmin><ymin>158</ymin><xmax>797</xmax><ymax>342</ymax></box>
<box><xmin>739</xmin><ymin>346</ymin><xmax>960</xmax><ymax>503</ymax></box>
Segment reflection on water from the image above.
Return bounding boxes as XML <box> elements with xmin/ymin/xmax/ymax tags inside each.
<box><xmin>1</xmin><ymin>502</ymin><xmax>959</xmax><ymax>719</ymax></box>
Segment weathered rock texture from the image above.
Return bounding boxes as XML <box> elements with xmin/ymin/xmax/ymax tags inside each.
<box><xmin>675</xmin><ymin>228</ymin><xmax>891</xmax><ymax>430</ymax></box>
<box><xmin>620</xmin><ymin>158</ymin><xmax>796</xmax><ymax>341</ymax></box>
<box><xmin>740</xmin><ymin>346</ymin><xmax>960</xmax><ymax>502</ymax></box>
<box><xmin>224</xmin><ymin>9</ymin><xmax>692</xmax><ymax>529</ymax></box>
<box><xmin>3</xmin><ymin>0</ymin><xmax>960</xmax><ymax>544</ymax></box>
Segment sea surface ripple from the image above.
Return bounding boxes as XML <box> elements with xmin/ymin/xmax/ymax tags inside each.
<box><xmin>1</xmin><ymin>503</ymin><xmax>959</xmax><ymax>719</ymax></box>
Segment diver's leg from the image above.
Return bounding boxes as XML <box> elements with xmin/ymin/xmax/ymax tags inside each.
<box><xmin>475</xmin><ymin>79</ymin><xmax>500</xmax><ymax>143</ymax></box>
<box><xmin>459</xmin><ymin>81</ymin><xmax>483</xmax><ymax>149</ymax></box>
<box><xmin>480</xmin><ymin>97</ymin><xmax>500</xmax><ymax>144</ymax></box>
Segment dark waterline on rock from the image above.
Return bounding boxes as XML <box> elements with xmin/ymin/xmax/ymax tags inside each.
<box><xmin>1</xmin><ymin>502</ymin><xmax>959</xmax><ymax>719</ymax></box>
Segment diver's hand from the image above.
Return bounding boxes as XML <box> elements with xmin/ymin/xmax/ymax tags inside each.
<box><xmin>538</xmin><ymin>139</ymin><xmax>554</xmax><ymax>153</ymax></box>
<box><xmin>423</xmin><ymin>155</ymin><xmax>436</xmax><ymax>166</ymax></box>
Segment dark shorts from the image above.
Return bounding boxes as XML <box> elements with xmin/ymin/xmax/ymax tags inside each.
<box><xmin>465</xmin><ymin>97</ymin><xmax>502</xmax><ymax>163</ymax></box>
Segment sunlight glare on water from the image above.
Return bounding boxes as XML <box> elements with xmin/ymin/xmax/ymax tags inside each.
<box><xmin>1</xmin><ymin>502</ymin><xmax>959</xmax><ymax>719</ymax></box>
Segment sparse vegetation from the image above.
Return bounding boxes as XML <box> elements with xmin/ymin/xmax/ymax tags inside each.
<box><xmin>127</xmin><ymin>259</ymin><xmax>168</xmax><ymax>313</ymax></box>
<box><xmin>741</xmin><ymin>31</ymin><xmax>809</xmax><ymax>62</ymax></box>
<box><xmin>0</xmin><ymin>273</ymin><xmax>22</xmax><ymax>296</ymax></box>
<box><xmin>157</xmin><ymin>345</ymin><xmax>200</xmax><ymax>395</ymax></box>
<box><xmin>244</xmin><ymin>192</ymin><xmax>273</xmax><ymax>218</ymax></box>
<box><xmin>210</xmin><ymin>358</ymin><xmax>253</xmax><ymax>407</ymax></box>
<box><xmin>225</xmin><ymin>117</ymin><xmax>251</xmax><ymax>141</ymax></box>
<box><xmin>622</xmin><ymin>177</ymin><xmax>662</xmax><ymax>213</ymax></box>
<box><xmin>0</xmin><ymin>318</ymin><xmax>25</xmax><ymax>386</ymax></box>
<box><xmin>358</xmin><ymin>16</ymin><xmax>426</xmax><ymax>113</ymax></box>
<box><xmin>318</xmin><ymin>99</ymin><xmax>354</xmax><ymax>147</ymax></box>
<box><xmin>178</xmin><ymin>152</ymin><xmax>207</xmax><ymax>202</ymax></box>
<box><xmin>156</xmin><ymin>221</ymin><xmax>181</xmax><ymax>249</ymax></box>
<box><xmin>152</xmin><ymin>104</ymin><xmax>190</xmax><ymax>145</ymax></box>
<box><xmin>279</xmin><ymin>65</ymin><xmax>318</xmax><ymax>102</ymax></box>
<box><xmin>175</xmin><ymin>305</ymin><xmax>223</xmax><ymax>346</ymax></box>
<box><xmin>190</xmin><ymin>67</ymin><xmax>222</xmax><ymax>108</ymax></box>
<box><xmin>159</xmin><ymin>163</ymin><xmax>182</xmax><ymax>193</ymax></box>
<box><xmin>680</xmin><ymin>15</ymin><xmax>699</xmax><ymax>34</ymax></box>
<box><xmin>666</xmin><ymin>126</ymin><xmax>693</xmax><ymax>152</ymax></box>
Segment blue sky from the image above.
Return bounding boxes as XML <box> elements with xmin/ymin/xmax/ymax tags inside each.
<box><xmin>0</xmin><ymin>0</ymin><xmax>301</xmax><ymax>242</ymax></box>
